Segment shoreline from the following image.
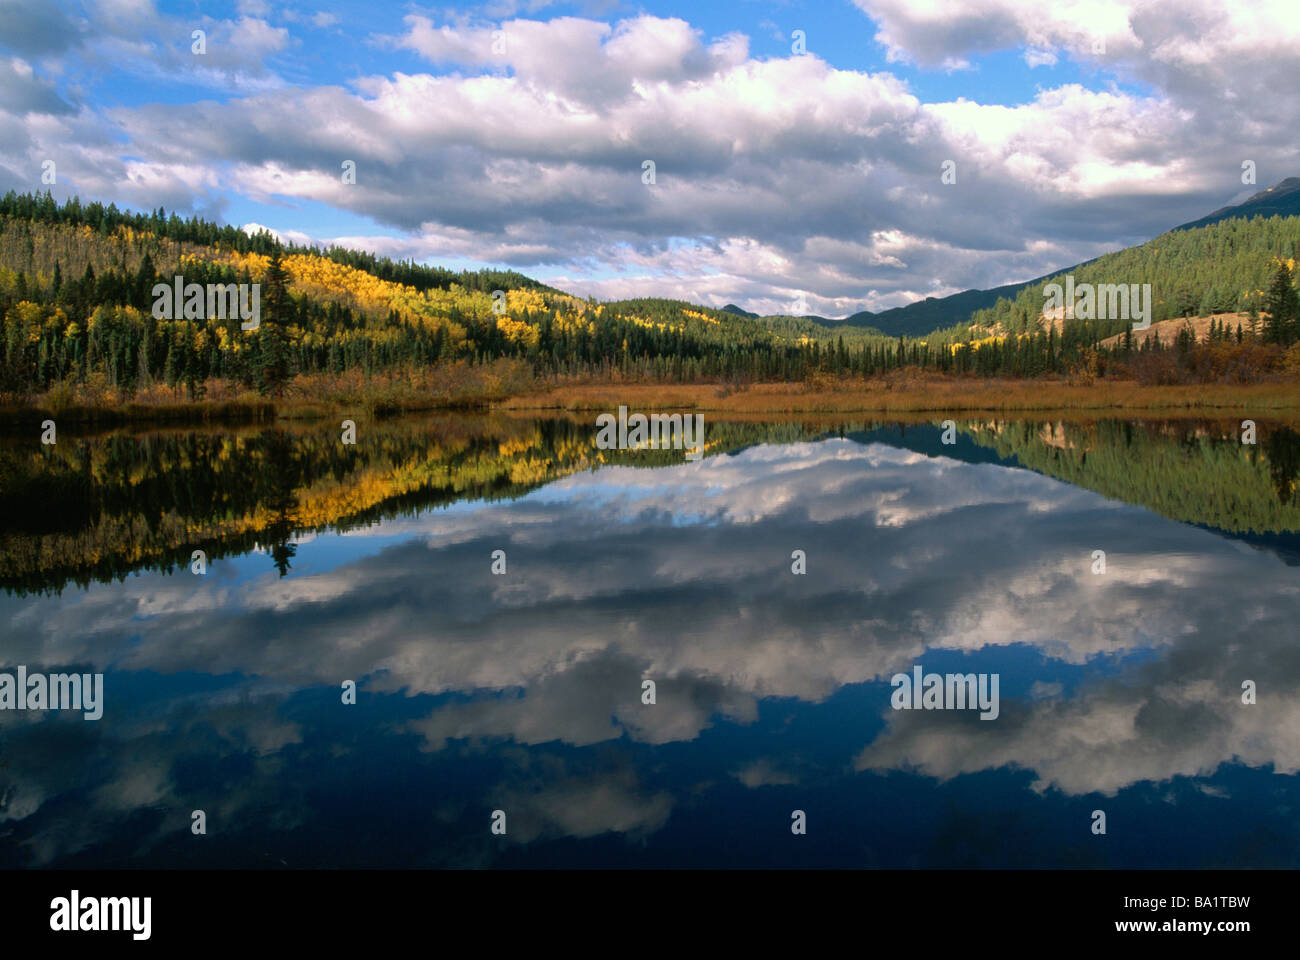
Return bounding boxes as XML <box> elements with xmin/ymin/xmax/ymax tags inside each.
<box><xmin>496</xmin><ymin>379</ymin><xmax>1300</xmax><ymax>414</ymax></box>
<box><xmin>4</xmin><ymin>377</ymin><xmax>1299</xmax><ymax>430</ymax></box>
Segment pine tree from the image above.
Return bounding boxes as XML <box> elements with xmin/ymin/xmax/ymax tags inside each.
<box><xmin>163</xmin><ymin>339</ymin><xmax>178</xmax><ymax>386</ymax></box>
<box><xmin>1263</xmin><ymin>261</ymin><xmax>1299</xmax><ymax>345</ymax></box>
<box><xmin>259</xmin><ymin>250</ymin><xmax>292</xmax><ymax>397</ymax></box>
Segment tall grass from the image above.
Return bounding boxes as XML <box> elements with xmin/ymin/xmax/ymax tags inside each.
<box><xmin>500</xmin><ymin>372</ymin><xmax>1300</xmax><ymax>414</ymax></box>
<box><xmin>3</xmin><ymin>358</ymin><xmax>537</xmax><ymax>426</ymax></box>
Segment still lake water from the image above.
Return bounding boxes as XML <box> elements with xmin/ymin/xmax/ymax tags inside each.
<box><xmin>2</xmin><ymin>414</ymin><xmax>1299</xmax><ymax>868</ymax></box>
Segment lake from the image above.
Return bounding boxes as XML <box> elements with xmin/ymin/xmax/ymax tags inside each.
<box><xmin>2</xmin><ymin>413</ymin><xmax>1299</xmax><ymax>867</ymax></box>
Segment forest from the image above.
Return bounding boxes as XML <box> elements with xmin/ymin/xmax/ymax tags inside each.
<box><xmin>967</xmin><ymin>213</ymin><xmax>1300</xmax><ymax>335</ymax></box>
<box><xmin>1</xmin><ymin>191</ymin><xmax>1299</xmax><ymax>414</ymax></box>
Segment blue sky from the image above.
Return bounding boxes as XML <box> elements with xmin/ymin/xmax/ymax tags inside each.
<box><xmin>1</xmin><ymin>0</ymin><xmax>1295</xmax><ymax>315</ymax></box>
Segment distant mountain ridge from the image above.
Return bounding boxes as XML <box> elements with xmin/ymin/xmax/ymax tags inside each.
<box><xmin>1171</xmin><ymin>177</ymin><xmax>1300</xmax><ymax>232</ymax></box>
<box><xmin>760</xmin><ymin>178</ymin><xmax>1300</xmax><ymax>338</ymax></box>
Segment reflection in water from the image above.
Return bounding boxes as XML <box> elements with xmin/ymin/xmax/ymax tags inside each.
<box><xmin>961</xmin><ymin>419</ymin><xmax>1300</xmax><ymax>535</ymax></box>
<box><xmin>1</xmin><ymin>415</ymin><xmax>1299</xmax><ymax>867</ymax></box>
<box><xmin>1265</xmin><ymin>426</ymin><xmax>1300</xmax><ymax>508</ymax></box>
<box><xmin>0</xmin><ymin>416</ymin><xmax>815</xmax><ymax>594</ymax></box>
<box><xmin>258</xmin><ymin>431</ymin><xmax>300</xmax><ymax>578</ymax></box>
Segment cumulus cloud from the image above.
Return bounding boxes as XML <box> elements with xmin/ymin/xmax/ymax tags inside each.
<box><xmin>4</xmin><ymin>3</ymin><xmax>1298</xmax><ymax>316</ymax></box>
<box><xmin>0</xmin><ymin>0</ymin><xmax>83</xmax><ymax>57</ymax></box>
<box><xmin>0</xmin><ymin>56</ymin><xmax>75</xmax><ymax>115</ymax></box>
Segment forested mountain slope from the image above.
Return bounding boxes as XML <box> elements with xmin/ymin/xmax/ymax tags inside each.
<box><xmin>1</xmin><ymin>191</ymin><xmax>1297</xmax><ymax>404</ymax></box>
<box><xmin>815</xmin><ymin>178</ymin><xmax>1300</xmax><ymax>338</ymax></box>
<box><xmin>969</xmin><ymin>214</ymin><xmax>1300</xmax><ymax>340</ymax></box>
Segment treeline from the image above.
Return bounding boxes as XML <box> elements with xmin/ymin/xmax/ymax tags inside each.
<box><xmin>0</xmin><ymin>190</ymin><xmax>281</xmax><ymax>257</ymax></box>
<box><xmin>320</xmin><ymin>245</ymin><xmax>553</xmax><ymax>296</ymax></box>
<box><xmin>1</xmin><ymin>191</ymin><xmax>1299</xmax><ymax>405</ymax></box>
<box><xmin>0</xmin><ymin>251</ymin><xmax>438</xmax><ymax>399</ymax></box>
<box><xmin>0</xmin><ymin>190</ymin><xmax>554</xmax><ymax>298</ymax></box>
<box><xmin>3</xmin><ymin>256</ymin><xmax>1295</xmax><ymax>400</ymax></box>
<box><xmin>969</xmin><ymin>214</ymin><xmax>1300</xmax><ymax>336</ymax></box>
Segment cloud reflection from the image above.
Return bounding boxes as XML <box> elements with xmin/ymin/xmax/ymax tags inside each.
<box><xmin>2</xmin><ymin>436</ymin><xmax>1297</xmax><ymax>862</ymax></box>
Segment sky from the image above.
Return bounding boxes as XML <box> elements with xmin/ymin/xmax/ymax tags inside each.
<box><xmin>1</xmin><ymin>0</ymin><xmax>1297</xmax><ymax>318</ymax></box>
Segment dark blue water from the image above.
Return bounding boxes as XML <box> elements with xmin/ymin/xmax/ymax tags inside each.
<box><xmin>3</xmin><ymin>424</ymin><xmax>1299</xmax><ymax>867</ymax></box>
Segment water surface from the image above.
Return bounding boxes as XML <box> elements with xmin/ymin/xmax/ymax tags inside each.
<box><xmin>2</xmin><ymin>415</ymin><xmax>1299</xmax><ymax>867</ymax></box>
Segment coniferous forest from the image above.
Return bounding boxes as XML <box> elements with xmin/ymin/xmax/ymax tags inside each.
<box><xmin>1</xmin><ymin>190</ymin><xmax>1299</xmax><ymax>418</ymax></box>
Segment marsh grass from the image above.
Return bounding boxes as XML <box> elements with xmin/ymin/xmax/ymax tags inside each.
<box><xmin>8</xmin><ymin>364</ymin><xmax>1300</xmax><ymax>428</ymax></box>
<box><xmin>500</xmin><ymin>373</ymin><xmax>1300</xmax><ymax>414</ymax></box>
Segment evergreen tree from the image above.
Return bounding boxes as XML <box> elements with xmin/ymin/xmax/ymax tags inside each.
<box><xmin>1263</xmin><ymin>261</ymin><xmax>1299</xmax><ymax>345</ymax></box>
<box><xmin>259</xmin><ymin>251</ymin><xmax>292</xmax><ymax>397</ymax></box>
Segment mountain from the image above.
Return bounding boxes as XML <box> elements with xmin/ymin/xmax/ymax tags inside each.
<box><xmin>1172</xmin><ymin>177</ymin><xmax>1300</xmax><ymax>232</ymax></box>
<box><xmin>969</xmin><ymin>209</ymin><xmax>1300</xmax><ymax>335</ymax></box>
<box><xmin>787</xmin><ymin>177</ymin><xmax>1300</xmax><ymax>338</ymax></box>
<box><xmin>833</xmin><ymin>280</ymin><xmax>1060</xmax><ymax>337</ymax></box>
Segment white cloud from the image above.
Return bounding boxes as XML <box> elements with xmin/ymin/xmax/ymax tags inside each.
<box><xmin>7</xmin><ymin>6</ymin><xmax>1297</xmax><ymax>314</ymax></box>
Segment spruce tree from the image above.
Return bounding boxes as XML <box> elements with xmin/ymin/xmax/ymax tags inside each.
<box><xmin>1263</xmin><ymin>261</ymin><xmax>1299</xmax><ymax>345</ymax></box>
<box><xmin>259</xmin><ymin>251</ymin><xmax>292</xmax><ymax>398</ymax></box>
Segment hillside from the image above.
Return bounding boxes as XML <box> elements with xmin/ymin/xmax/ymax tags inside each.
<box><xmin>835</xmin><ymin>277</ymin><xmax>1078</xmax><ymax>337</ymax></box>
<box><xmin>1095</xmin><ymin>312</ymin><xmax>1253</xmax><ymax>350</ymax></box>
<box><xmin>971</xmin><ymin>216</ymin><xmax>1300</xmax><ymax>340</ymax></box>
<box><xmin>787</xmin><ymin>178</ymin><xmax>1300</xmax><ymax>338</ymax></box>
<box><xmin>1</xmin><ymin>189</ymin><xmax>1298</xmax><ymax>416</ymax></box>
<box><xmin>0</xmin><ymin>192</ymin><xmax>925</xmax><ymax>409</ymax></box>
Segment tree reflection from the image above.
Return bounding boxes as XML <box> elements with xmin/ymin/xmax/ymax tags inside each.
<box><xmin>1264</xmin><ymin>426</ymin><xmax>1300</xmax><ymax>508</ymax></box>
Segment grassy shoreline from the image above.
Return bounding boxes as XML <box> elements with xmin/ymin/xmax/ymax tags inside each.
<box><xmin>497</xmin><ymin>378</ymin><xmax>1300</xmax><ymax>414</ymax></box>
<box><xmin>4</xmin><ymin>375</ymin><xmax>1300</xmax><ymax>430</ymax></box>
<box><xmin>0</xmin><ymin>398</ymin><xmax>276</xmax><ymax>429</ymax></box>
